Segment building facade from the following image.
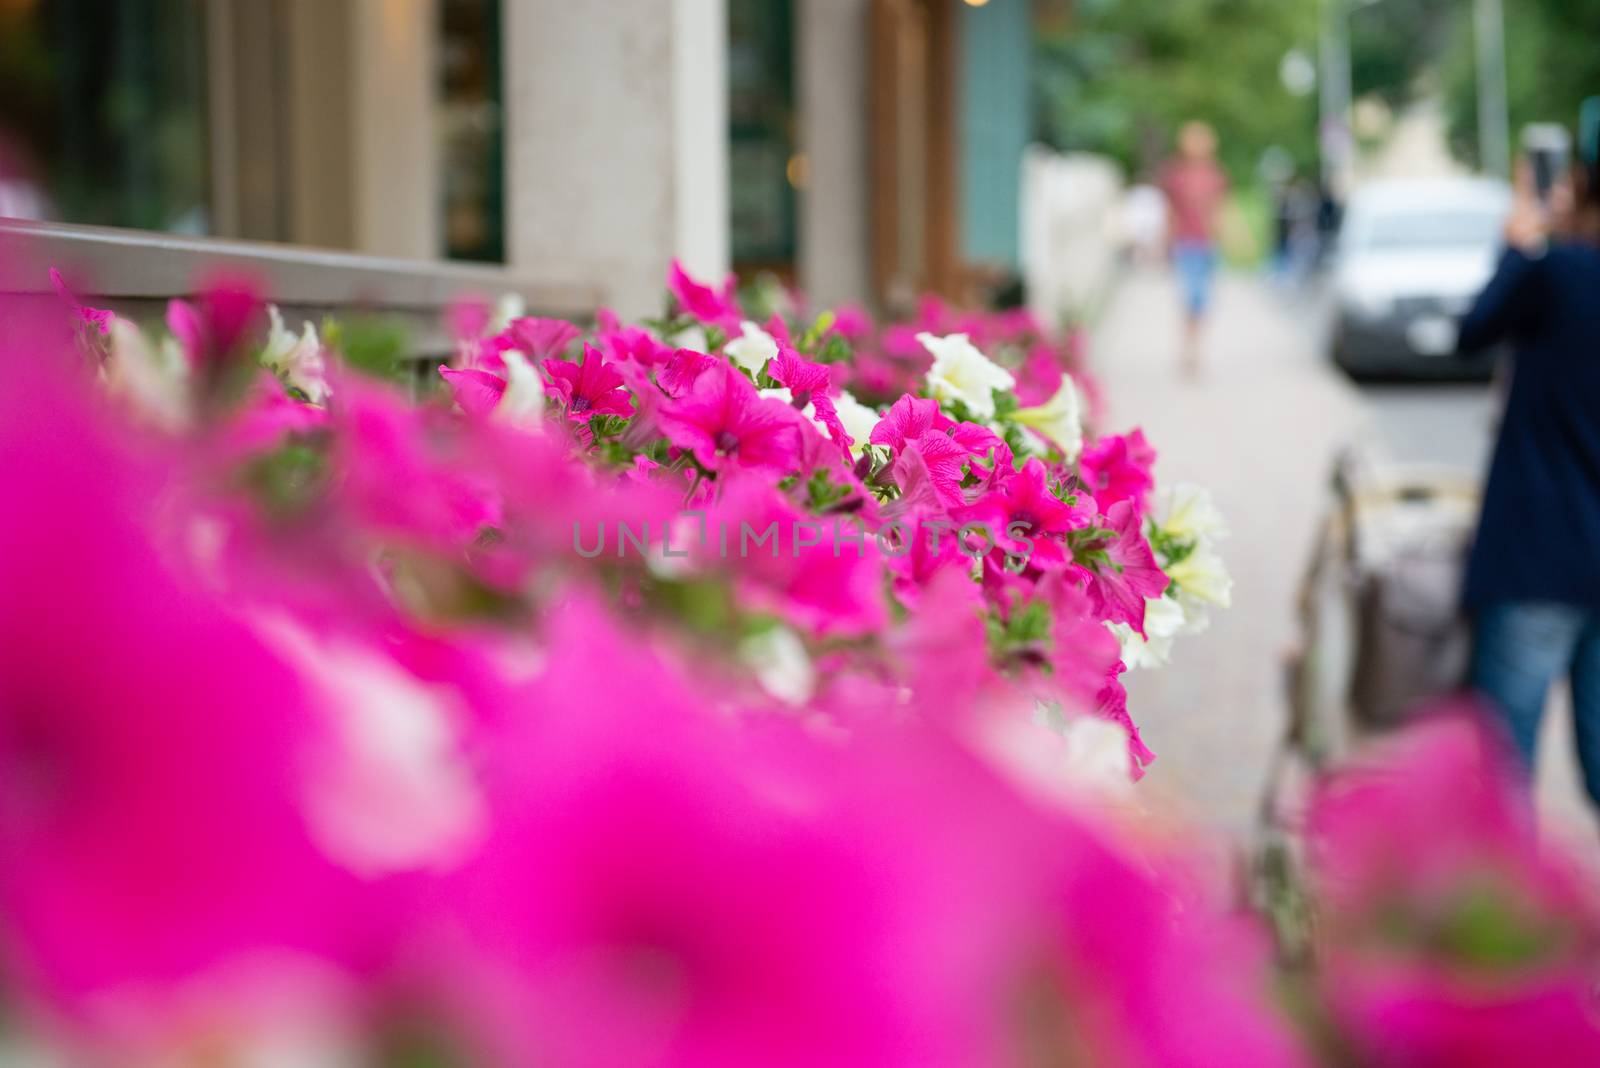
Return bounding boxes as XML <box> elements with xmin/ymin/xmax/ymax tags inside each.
<box><xmin>0</xmin><ymin>0</ymin><xmax>1035</xmax><ymax>321</ymax></box>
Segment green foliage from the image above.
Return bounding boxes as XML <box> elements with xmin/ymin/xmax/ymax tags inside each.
<box><xmin>238</xmin><ymin>438</ymin><xmax>328</xmax><ymax>518</ymax></box>
<box><xmin>1440</xmin><ymin>0</ymin><xmax>1600</xmax><ymax>169</ymax></box>
<box><xmin>322</xmin><ymin>316</ymin><xmax>411</xmax><ymax>383</ymax></box>
<box><xmin>1033</xmin><ymin>0</ymin><xmax>1323</xmax><ymax>183</ymax></box>
<box><xmin>1347</xmin><ymin>0</ymin><xmax>1458</xmax><ymax>106</ymax></box>
<box><xmin>987</xmin><ymin>597</ymin><xmax>1054</xmax><ymax>666</ymax></box>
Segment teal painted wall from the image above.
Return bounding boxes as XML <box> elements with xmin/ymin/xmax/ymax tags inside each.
<box><xmin>959</xmin><ymin>0</ymin><xmax>1030</xmax><ymax>268</ymax></box>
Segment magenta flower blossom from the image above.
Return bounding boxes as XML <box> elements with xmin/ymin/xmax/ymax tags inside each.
<box><xmin>956</xmin><ymin>458</ymin><xmax>1094</xmax><ymax>571</ymax></box>
<box><xmin>658</xmin><ymin>347</ymin><xmax>721</xmax><ymax>397</ymax></box>
<box><xmin>870</xmin><ymin>393</ymin><xmax>943</xmax><ymax>452</ymax></box>
<box><xmin>445</xmin><ymin>293</ymin><xmax>494</xmax><ymax>342</ymax></box>
<box><xmin>828</xmin><ymin>303</ymin><xmax>874</xmax><ymax>344</ymax></box>
<box><xmin>891</xmin><ymin>431</ymin><xmax>971</xmax><ymax>511</ymax></box>
<box><xmin>705</xmin><ymin>476</ymin><xmax>888</xmax><ymax>636</ymax></box>
<box><xmin>667</xmin><ymin>258</ymin><xmax>741</xmax><ymax>332</ymax></box>
<box><xmin>885</xmin><ymin>506</ymin><xmax>971</xmax><ymax>599</ymax></box>
<box><xmin>0</xmin><ymin>367</ymin><xmax>388</xmax><ymax>1010</ymax></box>
<box><xmin>1079</xmin><ymin>428</ymin><xmax>1157</xmax><ymax>515</ymax></box>
<box><xmin>656</xmin><ymin>361</ymin><xmax>804</xmax><ymax>475</ymax></box>
<box><xmin>767</xmin><ymin>344</ymin><xmax>852</xmax><ymax>453</ymax></box>
<box><xmin>448</xmin><ymin>612</ymin><xmax>927</xmax><ymax>1067</ymax></box>
<box><xmin>1033</xmin><ymin>572</ymin><xmax>1124</xmax><ymax>715</ymax></box>
<box><xmin>166</xmin><ymin>271</ymin><xmax>266</xmax><ymax>368</ymax></box>
<box><xmin>598</xmin><ymin>320</ymin><xmax>674</xmax><ymax>368</ymax></box>
<box><xmin>1308</xmin><ymin>711</ymin><xmax>1600</xmax><ymax>1067</ymax></box>
<box><xmin>508</xmin><ymin>316</ymin><xmax>581</xmax><ymax>362</ymax></box>
<box><xmin>1014</xmin><ymin>342</ymin><xmax>1065</xmax><ymax>407</ymax></box>
<box><xmin>334</xmin><ymin>375</ymin><xmax>502</xmax><ymax>549</ymax></box>
<box><xmin>1080</xmin><ymin>499</ymin><xmax>1168</xmax><ymax>637</ymax></box>
<box><xmin>48</xmin><ymin>267</ymin><xmax>113</xmax><ymax>335</ymax></box>
<box><xmin>439</xmin><ymin>365</ymin><xmax>509</xmax><ymax>419</ymax></box>
<box><xmin>544</xmin><ymin>344</ymin><xmax>635</xmax><ymax>423</ymax></box>
<box><xmin>869</xmin><ymin>393</ymin><xmax>1003</xmax><ymax>467</ymax></box>
<box><xmin>1096</xmin><ymin>663</ymin><xmax>1157</xmax><ymax>777</ymax></box>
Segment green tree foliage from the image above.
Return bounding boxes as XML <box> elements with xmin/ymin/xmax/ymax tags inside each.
<box><xmin>1347</xmin><ymin>0</ymin><xmax>1457</xmax><ymax>105</ymax></box>
<box><xmin>1440</xmin><ymin>0</ymin><xmax>1600</xmax><ymax>168</ymax></box>
<box><xmin>1032</xmin><ymin>0</ymin><xmax>1322</xmax><ymax>183</ymax></box>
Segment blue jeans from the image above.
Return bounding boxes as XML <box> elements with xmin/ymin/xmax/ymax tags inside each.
<box><xmin>1468</xmin><ymin>602</ymin><xmax>1600</xmax><ymax>806</ymax></box>
<box><xmin>1172</xmin><ymin>240</ymin><xmax>1218</xmax><ymax>318</ymax></box>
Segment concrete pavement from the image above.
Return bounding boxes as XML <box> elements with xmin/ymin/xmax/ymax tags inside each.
<box><xmin>1088</xmin><ymin>267</ymin><xmax>1365</xmax><ymax>838</ymax></box>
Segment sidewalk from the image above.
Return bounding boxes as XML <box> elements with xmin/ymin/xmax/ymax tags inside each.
<box><xmin>1090</xmin><ymin>267</ymin><xmax>1366</xmax><ymax>839</ymax></box>
<box><xmin>1095</xmin><ymin>267</ymin><xmax>1597</xmax><ymax>844</ymax></box>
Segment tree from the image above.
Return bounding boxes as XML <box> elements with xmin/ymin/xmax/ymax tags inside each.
<box><xmin>1441</xmin><ymin>0</ymin><xmax>1600</xmax><ymax>170</ymax></box>
<box><xmin>1033</xmin><ymin>0</ymin><xmax>1322</xmax><ymax>184</ymax></box>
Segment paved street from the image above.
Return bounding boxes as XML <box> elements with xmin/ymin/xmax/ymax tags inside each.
<box><xmin>1091</xmin><ymin>267</ymin><xmax>1591</xmax><ymax>842</ymax></box>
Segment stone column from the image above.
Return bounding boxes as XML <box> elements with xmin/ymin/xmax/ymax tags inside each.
<box><xmin>795</xmin><ymin>0</ymin><xmax>871</xmax><ymax>309</ymax></box>
<box><xmin>504</xmin><ymin>0</ymin><xmax>730</xmax><ymax>319</ymax></box>
<box><xmin>350</xmin><ymin>0</ymin><xmax>442</xmax><ymax>261</ymax></box>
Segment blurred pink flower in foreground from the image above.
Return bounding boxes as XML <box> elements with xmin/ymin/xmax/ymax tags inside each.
<box><xmin>0</xmin><ymin>358</ymin><xmax>387</xmax><ymax>1020</ymax></box>
<box><xmin>1308</xmin><ymin>708</ymin><xmax>1600</xmax><ymax>1067</ymax></box>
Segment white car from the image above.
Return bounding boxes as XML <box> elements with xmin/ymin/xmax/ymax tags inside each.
<box><xmin>1328</xmin><ymin>177</ymin><xmax>1511</xmax><ymax>379</ymax></box>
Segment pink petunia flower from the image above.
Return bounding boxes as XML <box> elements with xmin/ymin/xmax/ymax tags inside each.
<box><xmin>667</xmin><ymin>259</ymin><xmax>741</xmax><ymax>332</ymax></box>
<box><xmin>597</xmin><ymin>321</ymin><xmax>674</xmax><ymax>368</ymax></box>
<box><xmin>166</xmin><ymin>271</ymin><xmax>266</xmax><ymax>368</ymax></box>
<box><xmin>956</xmin><ymin>458</ymin><xmax>1095</xmax><ymax>572</ymax></box>
<box><xmin>869</xmin><ymin>393</ymin><xmax>944</xmax><ymax>452</ymax></box>
<box><xmin>544</xmin><ymin>344</ymin><xmax>635</xmax><ymax>423</ymax></box>
<box><xmin>0</xmin><ymin>362</ymin><xmax>391</xmax><ymax>1010</ymax></box>
<box><xmin>48</xmin><ymin>267</ymin><xmax>114</xmax><ymax>336</ymax></box>
<box><xmin>1079</xmin><ymin>499</ymin><xmax>1168</xmax><ymax>637</ymax></box>
<box><xmin>439</xmin><ymin>365</ymin><xmax>509</xmax><ymax>419</ymax></box>
<box><xmin>1078</xmin><ymin>429</ymin><xmax>1157</xmax><ymax>516</ymax></box>
<box><xmin>1307</xmin><ymin>710</ymin><xmax>1600</xmax><ymax>1067</ymax></box>
<box><xmin>655</xmin><ymin>361</ymin><xmax>804</xmax><ymax>476</ymax></box>
<box><xmin>891</xmin><ymin>431</ymin><xmax>972</xmax><ymax>512</ymax></box>
<box><xmin>703</xmin><ymin>476</ymin><xmax>888</xmax><ymax>637</ymax></box>
<box><xmin>658</xmin><ymin>347</ymin><xmax>721</xmax><ymax>397</ymax></box>
<box><xmin>507</xmin><ymin>316</ymin><xmax>581</xmax><ymax>363</ymax></box>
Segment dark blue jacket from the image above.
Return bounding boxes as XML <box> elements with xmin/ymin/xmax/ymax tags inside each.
<box><xmin>1457</xmin><ymin>243</ymin><xmax>1600</xmax><ymax>609</ymax></box>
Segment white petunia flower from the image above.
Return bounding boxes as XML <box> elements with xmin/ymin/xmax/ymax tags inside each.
<box><xmin>741</xmin><ymin>626</ymin><xmax>816</xmax><ymax>706</ymax></box>
<box><xmin>251</xmin><ymin>614</ymin><xmax>487</xmax><ymax>877</ymax></box>
<box><xmin>490</xmin><ymin>292</ymin><xmax>526</xmax><ymax>334</ymax></box>
<box><xmin>261</xmin><ymin>305</ymin><xmax>331</xmax><ymax>405</ymax></box>
<box><xmin>725</xmin><ymin>320</ymin><xmax>779</xmax><ymax>375</ymax></box>
<box><xmin>105</xmin><ymin>315</ymin><xmax>189</xmax><ymax>428</ymax></box>
<box><xmin>1010</xmin><ymin>374</ymin><xmax>1084</xmax><ymax>460</ymax></box>
<box><xmin>833</xmin><ymin>390</ymin><xmax>882</xmax><ymax>453</ymax></box>
<box><xmin>494</xmin><ymin>351</ymin><xmax>545</xmax><ymax>428</ymax></box>
<box><xmin>1107</xmin><ymin>594</ymin><xmax>1187</xmax><ymax>670</ymax></box>
<box><xmin>1165</xmin><ymin>542</ymin><xmax>1233</xmax><ymax>609</ymax></box>
<box><xmin>918</xmin><ymin>332</ymin><xmax>1015</xmax><ymax>420</ymax></box>
<box><xmin>669</xmin><ymin>323</ymin><xmax>710</xmax><ymax>354</ymax></box>
<box><xmin>1154</xmin><ymin>482</ymin><xmax>1228</xmax><ymax>542</ymax></box>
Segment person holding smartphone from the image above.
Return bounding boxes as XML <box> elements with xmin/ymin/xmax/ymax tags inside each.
<box><xmin>1457</xmin><ymin>148</ymin><xmax>1600</xmax><ymax>806</ymax></box>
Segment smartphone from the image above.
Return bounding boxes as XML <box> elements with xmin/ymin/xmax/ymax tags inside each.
<box><xmin>1522</xmin><ymin>123</ymin><xmax>1570</xmax><ymax>204</ymax></box>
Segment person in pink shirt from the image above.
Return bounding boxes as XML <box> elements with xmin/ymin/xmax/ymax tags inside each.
<box><xmin>1161</xmin><ymin>121</ymin><xmax>1228</xmax><ymax>376</ymax></box>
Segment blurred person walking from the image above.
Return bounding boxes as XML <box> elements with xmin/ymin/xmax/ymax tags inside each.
<box><xmin>1161</xmin><ymin>121</ymin><xmax>1228</xmax><ymax>376</ymax></box>
<box><xmin>1457</xmin><ymin>160</ymin><xmax>1600</xmax><ymax>807</ymax></box>
<box><xmin>1271</xmin><ymin>173</ymin><xmax>1318</xmax><ymax>289</ymax></box>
